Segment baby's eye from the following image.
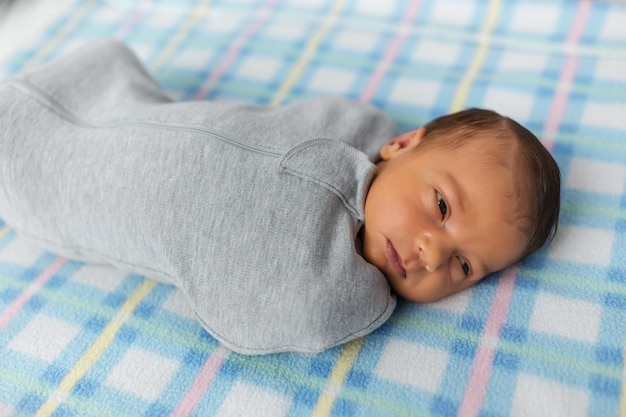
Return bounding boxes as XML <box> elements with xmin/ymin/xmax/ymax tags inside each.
<box><xmin>436</xmin><ymin>192</ymin><xmax>448</xmax><ymax>219</ymax></box>
<box><xmin>458</xmin><ymin>257</ymin><xmax>470</xmax><ymax>275</ymax></box>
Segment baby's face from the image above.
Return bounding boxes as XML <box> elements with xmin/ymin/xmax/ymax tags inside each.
<box><xmin>362</xmin><ymin>128</ymin><xmax>528</xmax><ymax>303</ymax></box>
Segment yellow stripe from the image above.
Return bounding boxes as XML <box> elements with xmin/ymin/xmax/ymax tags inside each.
<box><xmin>449</xmin><ymin>0</ymin><xmax>501</xmax><ymax>112</ymax></box>
<box><xmin>34</xmin><ymin>279</ymin><xmax>157</xmax><ymax>417</ymax></box>
<box><xmin>311</xmin><ymin>338</ymin><xmax>364</xmax><ymax>417</ymax></box>
<box><xmin>23</xmin><ymin>0</ymin><xmax>100</xmax><ymax>70</ymax></box>
<box><xmin>0</xmin><ymin>225</ymin><xmax>11</xmax><ymax>240</ymax></box>
<box><xmin>269</xmin><ymin>0</ymin><xmax>346</xmax><ymax>108</ymax></box>
<box><xmin>150</xmin><ymin>0</ymin><xmax>211</xmax><ymax>71</ymax></box>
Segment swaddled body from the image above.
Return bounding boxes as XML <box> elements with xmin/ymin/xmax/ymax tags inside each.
<box><xmin>0</xmin><ymin>40</ymin><xmax>397</xmax><ymax>354</ymax></box>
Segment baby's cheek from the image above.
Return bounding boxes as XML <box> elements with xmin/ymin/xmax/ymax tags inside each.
<box><xmin>448</xmin><ymin>262</ymin><xmax>464</xmax><ymax>284</ymax></box>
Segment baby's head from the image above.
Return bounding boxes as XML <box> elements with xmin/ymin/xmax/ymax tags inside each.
<box><xmin>362</xmin><ymin>108</ymin><xmax>561</xmax><ymax>302</ymax></box>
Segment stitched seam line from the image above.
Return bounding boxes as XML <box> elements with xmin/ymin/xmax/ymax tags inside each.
<box><xmin>280</xmin><ymin>166</ymin><xmax>360</xmax><ymax>219</ymax></box>
<box><xmin>7</xmin><ymin>80</ymin><xmax>283</xmax><ymax>157</ymax></box>
<box><xmin>278</xmin><ymin>139</ymin><xmax>369</xmax><ymax>220</ymax></box>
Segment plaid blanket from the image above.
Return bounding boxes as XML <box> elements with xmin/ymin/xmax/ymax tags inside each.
<box><xmin>0</xmin><ymin>1</ymin><xmax>625</xmax><ymax>416</ymax></box>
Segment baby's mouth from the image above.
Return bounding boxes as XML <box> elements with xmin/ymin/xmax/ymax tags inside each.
<box><xmin>386</xmin><ymin>240</ymin><xmax>407</xmax><ymax>278</ymax></box>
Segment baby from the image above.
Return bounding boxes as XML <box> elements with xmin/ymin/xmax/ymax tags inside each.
<box><xmin>364</xmin><ymin>109</ymin><xmax>561</xmax><ymax>303</ymax></box>
<box><xmin>0</xmin><ymin>40</ymin><xmax>560</xmax><ymax>354</ymax></box>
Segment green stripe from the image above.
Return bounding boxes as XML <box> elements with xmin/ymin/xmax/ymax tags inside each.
<box><xmin>0</xmin><ymin>365</ymin><xmax>127</xmax><ymax>417</ymax></box>
<box><xmin>391</xmin><ymin>315</ymin><xmax>621</xmax><ymax>380</ymax></box>
<box><xmin>561</xmin><ymin>200</ymin><xmax>626</xmax><ymax>221</ymax></box>
<box><xmin>519</xmin><ymin>266</ymin><xmax>626</xmax><ymax>297</ymax></box>
<box><xmin>555</xmin><ymin>132</ymin><xmax>626</xmax><ymax>158</ymax></box>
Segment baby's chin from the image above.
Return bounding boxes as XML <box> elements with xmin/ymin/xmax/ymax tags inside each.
<box><xmin>383</xmin><ymin>274</ymin><xmax>458</xmax><ymax>304</ymax></box>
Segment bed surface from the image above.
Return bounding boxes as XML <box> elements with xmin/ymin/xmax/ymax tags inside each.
<box><xmin>0</xmin><ymin>1</ymin><xmax>625</xmax><ymax>416</ymax></box>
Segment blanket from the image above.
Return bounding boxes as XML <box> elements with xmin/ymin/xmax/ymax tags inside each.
<box><xmin>0</xmin><ymin>1</ymin><xmax>625</xmax><ymax>416</ymax></box>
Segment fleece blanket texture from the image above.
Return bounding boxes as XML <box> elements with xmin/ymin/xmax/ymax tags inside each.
<box><xmin>0</xmin><ymin>1</ymin><xmax>625</xmax><ymax>416</ymax></box>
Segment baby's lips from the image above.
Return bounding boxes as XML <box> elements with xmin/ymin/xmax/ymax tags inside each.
<box><xmin>386</xmin><ymin>240</ymin><xmax>407</xmax><ymax>277</ymax></box>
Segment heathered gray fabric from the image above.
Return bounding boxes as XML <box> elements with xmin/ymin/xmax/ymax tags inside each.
<box><xmin>0</xmin><ymin>40</ymin><xmax>398</xmax><ymax>354</ymax></box>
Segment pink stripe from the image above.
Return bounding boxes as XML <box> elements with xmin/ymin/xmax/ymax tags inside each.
<box><xmin>0</xmin><ymin>257</ymin><xmax>67</xmax><ymax>330</ymax></box>
<box><xmin>115</xmin><ymin>0</ymin><xmax>153</xmax><ymax>39</ymax></box>
<box><xmin>359</xmin><ymin>0</ymin><xmax>420</xmax><ymax>103</ymax></box>
<box><xmin>193</xmin><ymin>0</ymin><xmax>278</xmax><ymax>99</ymax></box>
<box><xmin>458</xmin><ymin>270</ymin><xmax>516</xmax><ymax>417</ymax></box>
<box><xmin>170</xmin><ymin>345</ymin><xmax>230</xmax><ymax>417</ymax></box>
<box><xmin>542</xmin><ymin>0</ymin><xmax>591</xmax><ymax>145</ymax></box>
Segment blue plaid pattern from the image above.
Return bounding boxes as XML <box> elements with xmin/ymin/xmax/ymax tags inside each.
<box><xmin>0</xmin><ymin>0</ymin><xmax>625</xmax><ymax>416</ymax></box>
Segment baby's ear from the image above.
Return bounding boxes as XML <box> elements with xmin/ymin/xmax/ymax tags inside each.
<box><xmin>379</xmin><ymin>127</ymin><xmax>426</xmax><ymax>161</ymax></box>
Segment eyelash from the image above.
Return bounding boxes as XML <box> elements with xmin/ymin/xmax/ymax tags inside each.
<box><xmin>458</xmin><ymin>257</ymin><xmax>470</xmax><ymax>275</ymax></box>
<box><xmin>436</xmin><ymin>192</ymin><xmax>471</xmax><ymax>276</ymax></box>
<box><xmin>436</xmin><ymin>192</ymin><xmax>447</xmax><ymax>219</ymax></box>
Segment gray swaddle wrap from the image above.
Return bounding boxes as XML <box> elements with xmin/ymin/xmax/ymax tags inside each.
<box><xmin>0</xmin><ymin>40</ymin><xmax>397</xmax><ymax>354</ymax></box>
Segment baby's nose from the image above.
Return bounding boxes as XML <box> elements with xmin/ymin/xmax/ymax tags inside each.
<box><xmin>403</xmin><ymin>255</ymin><xmax>428</xmax><ymax>273</ymax></box>
<box><xmin>414</xmin><ymin>235</ymin><xmax>450</xmax><ymax>272</ymax></box>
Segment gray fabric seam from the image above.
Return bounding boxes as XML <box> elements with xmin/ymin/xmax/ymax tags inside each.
<box><xmin>279</xmin><ymin>166</ymin><xmax>360</xmax><ymax>219</ymax></box>
<box><xmin>8</xmin><ymin>80</ymin><xmax>284</xmax><ymax>157</ymax></box>
<box><xmin>278</xmin><ymin>138</ymin><xmax>369</xmax><ymax>220</ymax></box>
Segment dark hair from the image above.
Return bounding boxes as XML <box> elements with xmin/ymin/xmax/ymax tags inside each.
<box><xmin>422</xmin><ymin>108</ymin><xmax>561</xmax><ymax>260</ymax></box>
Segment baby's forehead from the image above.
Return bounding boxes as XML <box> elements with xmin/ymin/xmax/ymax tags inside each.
<box><xmin>461</xmin><ymin>136</ymin><xmax>532</xmax><ymax>222</ymax></box>
<box><xmin>423</xmin><ymin>126</ymin><xmax>530</xmax><ymax>194</ymax></box>
<box><xmin>441</xmin><ymin>130</ymin><xmax>520</xmax><ymax>168</ymax></box>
